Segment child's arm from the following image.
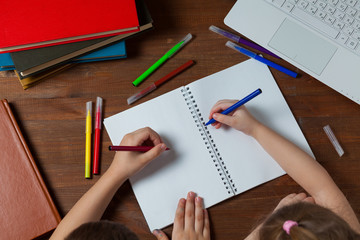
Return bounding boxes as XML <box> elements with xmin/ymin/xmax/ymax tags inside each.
<box><xmin>209</xmin><ymin>100</ymin><xmax>360</xmax><ymax>232</ymax></box>
<box><xmin>49</xmin><ymin>127</ymin><xmax>167</xmax><ymax>240</ymax></box>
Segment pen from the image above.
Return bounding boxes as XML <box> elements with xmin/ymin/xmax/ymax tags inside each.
<box><xmin>132</xmin><ymin>33</ymin><xmax>193</xmax><ymax>86</ymax></box>
<box><xmin>85</xmin><ymin>101</ymin><xmax>92</xmax><ymax>179</ymax></box>
<box><xmin>128</xmin><ymin>60</ymin><xmax>195</xmax><ymax>105</ymax></box>
<box><xmin>209</xmin><ymin>25</ymin><xmax>280</xmax><ymax>59</ymax></box>
<box><xmin>226</xmin><ymin>41</ymin><xmax>298</xmax><ymax>78</ymax></box>
<box><xmin>93</xmin><ymin>97</ymin><xmax>103</xmax><ymax>175</ymax></box>
<box><xmin>109</xmin><ymin>146</ymin><xmax>170</xmax><ymax>152</ymax></box>
<box><xmin>205</xmin><ymin>88</ymin><xmax>262</xmax><ymax>126</ymax></box>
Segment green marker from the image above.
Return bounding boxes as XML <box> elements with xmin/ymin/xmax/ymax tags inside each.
<box><xmin>132</xmin><ymin>33</ymin><xmax>193</xmax><ymax>86</ymax></box>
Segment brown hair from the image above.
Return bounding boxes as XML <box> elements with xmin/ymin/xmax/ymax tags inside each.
<box><xmin>65</xmin><ymin>221</ymin><xmax>139</xmax><ymax>240</ymax></box>
<box><xmin>259</xmin><ymin>202</ymin><xmax>360</xmax><ymax>240</ymax></box>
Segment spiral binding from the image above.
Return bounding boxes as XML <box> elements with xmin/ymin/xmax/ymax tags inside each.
<box><xmin>181</xmin><ymin>86</ymin><xmax>237</xmax><ymax>195</ymax></box>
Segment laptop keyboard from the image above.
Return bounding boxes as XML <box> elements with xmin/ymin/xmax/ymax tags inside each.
<box><xmin>265</xmin><ymin>0</ymin><xmax>360</xmax><ymax>55</ymax></box>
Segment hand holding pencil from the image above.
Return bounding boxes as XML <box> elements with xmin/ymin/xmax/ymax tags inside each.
<box><xmin>207</xmin><ymin>90</ymin><xmax>262</xmax><ymax>136</ymax></box>
<box><xmin>108</xmin><ymin>127</ymin><xmax>167</xmax><ymax>180</ymax></box>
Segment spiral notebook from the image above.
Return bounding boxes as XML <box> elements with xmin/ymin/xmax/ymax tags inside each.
<box><xmin>104</xmin><ymin>59</ymin><xmax>313</xmax><ymax>231</ymax></box>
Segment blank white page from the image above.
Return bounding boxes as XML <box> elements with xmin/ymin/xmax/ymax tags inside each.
<box><xmin>189</xmin><ymin>59</ymin><xmax>313</xmax><ymax>195</ymax></box>
<box><xmin>104</xmin><ymin>87</ymin><xmax>231</xmax><ymax>231</ymax></box>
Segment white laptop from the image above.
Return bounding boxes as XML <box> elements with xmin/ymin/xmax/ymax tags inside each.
<box><xmin>224</xmin><ymin>0</ymin><xmax>360</xmax><ymax>104</ymax></box>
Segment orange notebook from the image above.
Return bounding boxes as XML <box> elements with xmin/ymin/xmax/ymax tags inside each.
<box><xmin>0</xmin><ymin>100</ymin><xmax>61</xmax><ymax>239</ymax></box>
<box><xmin>0</xmin><ymin>0</ymin><xmax>139</xmax><ymax>53</ymax></box>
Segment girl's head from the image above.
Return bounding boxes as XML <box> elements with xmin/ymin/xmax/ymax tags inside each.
<box><xmin>259</xmin><ymin>202</ymin><xmax>360</xmax><ymax>240</ymax></box>
<box><xmin>65</xmin><ymin>221</ymin><xmax>139</xmax><ymax>240</ymax></box>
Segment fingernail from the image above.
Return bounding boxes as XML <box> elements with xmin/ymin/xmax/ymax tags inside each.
<box><xmin>213</xmin><ymin>113</ymin><xmax>218</xmax><ymax>119</ymax></box>
<box><xmin>152</xmin><ymin>229</ymin><xmax>161</xmax><ymax>236</ymax></box>
<box><xmin>196</xmin><ymin>196</ymin><xmax>202</xmax><ymax>202</ymax></box>
<box><xmin>161</xmin><ymin>144</ymin><xmax>167</xmax><ymax>150</ymax></box>
<box><xmin>203</xmin><ymin>209</ymin><xmax>208</xmax><ymax>215</ymax></box>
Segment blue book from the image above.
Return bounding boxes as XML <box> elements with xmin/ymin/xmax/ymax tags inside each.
<box><xmin>0</xmin><ymin>41</ymin><xmax>126</xmax><ymax>71</ymax></box>
<box><xmin>0</xmin><ymin>53</ymin><xmax>13</xmax><ymax>70</ymax></box>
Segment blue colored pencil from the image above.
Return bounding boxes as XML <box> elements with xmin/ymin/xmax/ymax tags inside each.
<box><xmin>205</xmin><ymin>88</ymin><xmax>262</xmax><ymax>126</ymax></box>
<box><xmin>226</xmin><ymin>41</ymin><xmax>298</xmax><ymax>78</ymax></box>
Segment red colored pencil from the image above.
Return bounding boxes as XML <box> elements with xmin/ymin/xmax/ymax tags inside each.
<box><xmin>108</xmin><ymin>146</ymin><xmax>170</xmax><ymax>152</ymax></box>
<box><xmin>93</xmin><ymin>97</ymin><xmax>103</xmax><ymax>175</ymax></box>
<box><xmin>127</xmin><ymin>60</ymin><xmax>195</xmax><ymax>104</ymax></box>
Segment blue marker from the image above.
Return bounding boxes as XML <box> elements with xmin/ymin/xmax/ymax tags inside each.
<box><xmin>226</xmin><ymin>41</ymin><xmax>298</xmax><ymax>78</ymax></box>
<box><xmin>205</xmin><ymin>88</ymin><xmax>262</xmax><ymax>126</ymax></box>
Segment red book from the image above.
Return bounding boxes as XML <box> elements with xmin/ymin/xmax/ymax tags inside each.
<box><xmin>0</xmin><ymin>0</ymin><xmax>139</xmax><ymax>53</ymax></box>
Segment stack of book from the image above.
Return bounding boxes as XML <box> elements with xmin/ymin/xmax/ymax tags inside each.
<box><xmin>0</xmin><ymin>0</ymin><xmax>153</xmax><ymax>89</ymax></box>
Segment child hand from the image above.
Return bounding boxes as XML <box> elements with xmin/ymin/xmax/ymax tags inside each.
<box><xmin>273</xmin><ymin>193</ymin><xmax>315</xmax><ymax>212</ymax></box>
<box><xmin>109</xmin><ymin>127</ymin><xmax>167</xmax><ymax>180</ymax></box>
<box><xmin>152</xmin><ymin>192</ymin><xmax>210</xmax><ymax>240</ymax></box>
<box><xmin>208</xmin><ymin>100</ymin><xmax>261</xmax><ymax>136</ymax></box>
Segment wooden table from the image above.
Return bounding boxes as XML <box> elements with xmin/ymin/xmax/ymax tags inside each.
<box><xmin>1</xmin><ymin>0</ymin><xmax>359</xmax><ymax>239</ymax></box>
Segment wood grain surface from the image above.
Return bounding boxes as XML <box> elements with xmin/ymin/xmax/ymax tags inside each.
<box><xmin>0</xmin><ymin>0</ymin><xmax>359</xmax><ymax>239</ymax></box>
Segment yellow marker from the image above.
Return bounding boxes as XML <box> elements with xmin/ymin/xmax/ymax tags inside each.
<box><xmin>85</xmin><ymin>101</ymin><xmax>92</xmax><ymax>179</ymax></box>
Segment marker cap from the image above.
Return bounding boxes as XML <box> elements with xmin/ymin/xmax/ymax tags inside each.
<box><xmin>95</xmin><ymin>97</ymin><xmax>103</xmax><ymax>129</ymax></box>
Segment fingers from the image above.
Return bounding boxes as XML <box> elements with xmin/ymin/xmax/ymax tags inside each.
<box><xmin>173</xmin><ymin>198</ymin><xmax>186</xmax><ymax>232</ymax></box>
<box><xmin>275</xmin><ymin>192</ymin><xmax>315</xmax><ymax>212</ymax></box>
<box><xmin>140</xmin><ymin>143</ymin><xmax>167</xmax><ymax>163</ymax></box>
<box><xmin>212</xmin><ymin>113</ymin><xmax>235</xmax><ymax>127</ymax></box>
<box><xmin>122</xmin><ymin>127</ymin><xmax>163</xmax><ymax>146</ymax></box>
<box><xmin>143</xmin><ymin>127</ymin><xmax>163</xmax><ymax>146</ymax></box>
<box><xmin>172</xmin><ymin>192</ymin><xmax>210</xmax><ymax>240</ymax></box>
<box><xmin>174</xmin><ymin>192</ymin><xmax>208</xmax><ymax>231</ymax></box>
<box><xmin>113</xmin><ymin>127</ymin><xmax>166</xmax><ymax>178</ymax></box>
<box><xmin>283</xmin><ymin>192</ymin><xmax>307</xmax><ymax>201</ymax></box>
<box><xmin>185</xmin><ymin>191</ymin><xmax>196</xmax><ymax>230</ymax></box>
<box><xmin>208</xmin><ymin>99</ymin><xmax>237</xmax><ymax>118</ymax></box>
<box><xmin>292</xmin><ymin>193</ymin><xmax>315</xmax><ymax>204</ymax></box>
<box><xmin>208</xmin><ymin>100</ymin><xmax>249</xmax><ymax>130</ymax></box>
<box><xmin>203</xmin><ymin>209</ymin><xmax>210</xmax><ymax>238</ymax></box>
<box><xmin>286</xmin><ymin>193</ymin><xmax>297</xmax><ymax>198</ymax></box>
<box><xmin>195</xmin><ymin>196</ymin><xmax>204</xmax><ymax>232</ymax></box>
<box><xmin>293</xmin><ymin>192</ymin><xmax>308</xmax><ymax>201</ymax></box>
<box><xmin>121</xmin><ymin>127</ymin><xmax>166</xmax><ymax>163</ymax></box>
<box><xmin>213</xmin><ymin>122</ymin><xmax>222</xmax><ymax>129</ymax></box>
<box><xmin>174</xmin><ymin>193</ymin><xmax>204</xmax><ymax>231</ymax></box>
<box><xmin>152</xmin><ymin>229</ymin><xmax>169</xmax><ymax>240</ymax></box>
<box><xmin>304</xmin><ymin>196</ymin><xmax>315</xmax><ymax>204</ymax></box>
